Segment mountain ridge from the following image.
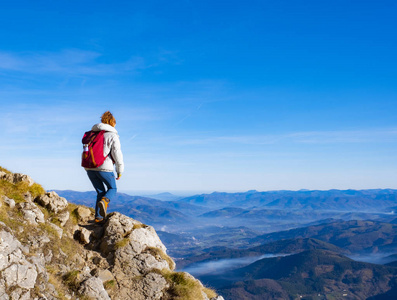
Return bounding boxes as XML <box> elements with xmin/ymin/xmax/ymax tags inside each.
<box><xmin>0</xmin><ymin>168</ymin><xmax>223</xmax><ymax>300</ymax></box>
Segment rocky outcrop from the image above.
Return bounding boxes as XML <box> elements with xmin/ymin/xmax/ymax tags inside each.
<box><xmin>0</xmin><ymin>169</ymin><xmax>222</xmax><ymax>300</ymax></box>
<box><xmin>35</xmin><ymin>191</ymin><xmax>68</xmax><ymax>213</ymax></box>
<box><xmin>0</xmin><ymin>171</ymin><xmax>34</xmax><ymax>186</ymax></box>
<box><xmin>0</xmin><ymin>228</ymin><xmax>57</xmax><ymax>299</ymax></box>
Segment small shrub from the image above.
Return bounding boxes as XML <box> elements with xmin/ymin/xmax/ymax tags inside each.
<box><xmin>104</xmin><ymin>279</ymin><xmax>116</xmax><ymax>290</ymax></box>
<box><xmin>63</xmin><ymin>270</ymin><xmax>81</xmax><ymax>290</ymax></box>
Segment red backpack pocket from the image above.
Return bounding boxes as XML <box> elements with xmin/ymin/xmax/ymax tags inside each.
<box><xmin>81</xmin><ymin>130</ymin><xmax>107</xmax><ymax>168</ymax></box>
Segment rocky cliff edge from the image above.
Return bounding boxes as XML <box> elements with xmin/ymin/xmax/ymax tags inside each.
<box><xmin>0</xmin><ymin>167</ymin><xmax>223</xmax><ymax>300</ymax></box>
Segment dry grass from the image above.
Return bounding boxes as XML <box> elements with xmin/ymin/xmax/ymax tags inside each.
<box><xmin>133</xmin><ymin>223</ymin><xmax>148</xmax><ymax>229</ymax></box>
<box><xmin>104</xmin><ymin>279</ymin><xmax>116</xmax><ymax>291</ymax></box>
<box><xmin>0</xmin><ymin>204</ymin><xmax>29</xmax><ymax>242</ymax></box>
<box><xmin>160</xmin><ymin>269</ymin><xmax>217</xmax><ymax>300</ymax></box>
<box><xmin>63</xmin><ymin>270</ymin><xmax>81</xmax><ymax>290</ymax></box>
<box><xmin>203</xmin><ymin>287</ymin><xmax>217</xmax><ymax>299</ymax></box>
<box><xmin>0</xmin><ymin>166</ymin><xmax>11</xmax><ymax>173</ymax></box>
<box><xmin>48</xmin><ymin>272</ymin><xmax>69</xmax><ymax>300</ymax></box>
<box><xmin>0</xmin><ymin>179</ymin><xmax>45</xmax><ymax>203</ymax></box>
<box><xmin>115</xmin><ymin>237</ymin><xmax>130</xmax><ymax>249</ymax></box>
<box><xmin>68</xmin><ymin>204</ymin><xmax>80</xmax><ymax>225</ymax></box>
<box><xmin>146</xmin><ymin>246</ymin><xmax>176</xmax><ymax>270</ymax></box>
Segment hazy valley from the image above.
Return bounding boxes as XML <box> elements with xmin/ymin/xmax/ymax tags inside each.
<box><xmin>53</xmin><ymin>189</ymin><xmax>397</xmax><ymax>299</ymax></box>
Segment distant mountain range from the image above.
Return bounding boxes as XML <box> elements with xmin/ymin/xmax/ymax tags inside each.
<box><xmin>179</xmin><ymin>189</ymin><xmax>397</xmax><ymax>211</ymax></box>
<box><xmin>205</xmin><ymin>249</ymin><xmax>397</xmax><ymax>300</ymax></box>
<box><xmin>53</xmin><ymin>189</ymin><xmax>397</xmax><ymax>299</ymax></box>
<box><xmin>51</xmin><ymin>190</ymin><xmax>207</xmax><ymax>226</ymax></box>
<box><xmin>250</xmin><ymin>219</ymin><xmax>397</xmax><ymax>254</ymax></box>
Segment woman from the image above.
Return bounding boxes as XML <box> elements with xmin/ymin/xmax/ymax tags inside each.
<box><xmin>84</xmin><ymin>111</ymin><xmax>124</xmax><ymax>222</ymax></box>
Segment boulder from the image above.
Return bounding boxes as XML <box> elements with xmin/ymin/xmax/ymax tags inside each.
<box><xmin>0</xmin><ymin>172</ymin><xmax>35</xmax><ymax>187</ymax></box>
<box><xmin>2</xmin><ymin>196</ymin><xmax>15</xmax><ymax>209</ymax></box>
<box><xmin>93</xmin><ymin>269</ymin><xmax>114</xmax><ymax>283</ymax></box>
<box><xmin>0</xmin><ymin>230</ymin><xmax>23</xmax><ymax>270</ymax></box>
<box><xmin>12</xmin><ymin>173</ymin><xmax>34</xmax><ymax>186</ymax></box>
<box><xmin>56</xmin><ymin>210</ymin><xmax>70</xmax><ymax>227</ymax></box>
<box><xmin>10</xmin><ymin>288</ymin><xmax>30</xmax><ymax>300</ymax></box>
<box><xmin>0</xmin><ymin>171</ymin><xmax>13</xmax><ymax>183</ymax></box>
<box><xmin>0</xmin><ymin>230</ymin><xmax>38</xmax><ymax>290</ymax></box>
<box><xmin>78</xmin><ymin>276</ymin><xmax>110</xmax><ymax>300</ymax></box>
<box><xmin>75</xmin><ymin>206</ymin><xmax>92</xmax><ymax>222</ymax></box>
<box><xmin>100</xmin><ymin>212</ymin><xmax>142</xmax><ymax>254</ymax></box>
<box><xmin>128</xmin><ymin>226</ymin><xmax>167</xmax><ymax>254</ymax></box>
<box><xmin>35</xmin><ymin>191</ymin><xmax>68</xmax><ymax>213</ymax></box>
<box><xmin>137</xmin><ymin>272</ymin><xmax>169</xmax><ymax>300</ymax></box>
<box><xmin>0</xmin><ymin>279</ymin><xmax>9</xmax><ymax>300</ymax></box>
<box><xmin>16</xmin><ymin>202</ymin><xmax>45</xmax><ymax>225</ymax></box>
<box><xmin>47</xmin><ymin>222</ymin><xmax>63</xmax><ymax>239</ymax></box>
<box><xmin>78</xmin><ymin>228</ymin><xmax>92</xmax><ymax>244</ymax></box>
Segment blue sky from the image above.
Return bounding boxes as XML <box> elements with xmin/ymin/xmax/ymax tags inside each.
<box><xmin>1</xmin><ymin>0</ymin><xmax>396</xmax><ymax>192</ymax></box>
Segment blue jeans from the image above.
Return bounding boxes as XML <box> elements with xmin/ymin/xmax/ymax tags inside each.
<box><xmin>86</xmin><ymin>170</ymin><xmax>117</xmax><ymax>219</ymax></box>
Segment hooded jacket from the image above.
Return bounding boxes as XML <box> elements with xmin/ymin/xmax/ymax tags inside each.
<box><xmin>84</xmin><ymin>123</ymin><xmax>124</xmax><ymax>174</ymax></box>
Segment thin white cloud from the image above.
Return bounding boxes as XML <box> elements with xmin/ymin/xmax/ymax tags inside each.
<box><xmin>164</xmin><ymin>128</ymin><xmax>397</xmax><ymax>146</ymax></box>
<box><xmin>0</xmin><ymin>49</ymin><xmax>145</xmax><ymax>75</ymax></box>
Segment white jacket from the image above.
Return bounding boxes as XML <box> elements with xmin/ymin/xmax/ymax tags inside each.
<box><xmin>84</xmin><ymin>123</ymin><xmax>124</xmax><ymax>174</ymax></box>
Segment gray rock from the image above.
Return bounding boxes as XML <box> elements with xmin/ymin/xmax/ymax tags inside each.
<box><xmin>138</xmin><ymin>272</ymin><xmax>169</xmax><ymax>299</ymax></box>
<box><xmin>43</xmin><ymin>249</ymin><xmax>53</xmax><ymax>263</ymax></box>
<box><xmin>56</xmin><ymin>210</ymin><xmax>70</xmax><ymax>227</ymax></box>
<box><xmin>100</xmin><ymin>212</ymin><xmax>141</xmax><ymax>254</ymax></box>
<box><xmin>16</xmin><ymin>202</ymin><xmax>45</xmax><ymax>225</ymax></box>
<box><xmin>0</xmin><ymin>171</ymin><xmax>34</xmax><ymax>186</ymax></box>
<box><xmin>2</xmin><ymin>262</ymin><xmax>38</xmax><ymax>289</ymax></box>
<box><xmin>12</xmin><ymin>173</ymin><xmax>34</xmax><ymax>186</ymax></box>
<box><xmin>2</xmin><ymin>196</ymin><xmax>15</xmax><ymax>209</ymax></box>
<box><xmin>75</xmin><ymin>228</ymin><xmax>91</xmax><ymax>244</ymax></box>
<box><xmin>75</xmin><ymin>206</ymin><xmax>92</xmax><ymax>222</ymax></box>
<box><xmin>0</xmin><ymin>278</ymin><xmax>9</xmax><ymax>300</ymax></box>
<box><xmin>23</xmin><ymin>192</ymin><xmax>32</xmax><ymax>203</ymax></box>
<box><xmin>78</xmin><ymin>276</ymin><xmax>110</xmax><ymax>300</ymax></box>
<box><xmin>47</xmin><ymin>222</ymin><xmax>63</xmax><ymax>239</ymax></box>
<box><xmin>10</xmin><ymin>288</ymin><xmax>30</xmax><ymax>300</ymax></box>
<box><xmin>116</xmin><ymin>272</ymin><xmax>169</xmax><ymax>300</ymax></box>
<box><xmin>128</xmin><ymin>226</ymin><xmax>167</xmax><ymax>255</ymax></box>
<box><xmin>30</xmin><ymin>254</ymin><xmax>47</xmax><ymax>279</ymax></box>
<box><xmin>72</xmin><ymin>253</ymin><xmax>85</xmax><ymax>266</ymax></box>
<box><xmin>80</xmin><ymin>228</ymin><xmax>91</xmax><ymax>244</ymax></box>
<box><xmin>0</xmin><ymin>171</ymin><xmax>13</xmax><ymax>184</ymax></box>
<box><xmin>35</xmin><ymin>191</ymin><xmax>68</xmax><ymax>213</ymax></box>
<box><xmin>0</xmin><ymin>230</ymin><xmax>23</xmax><ymax>269</ymax></box>
<box><xmin>94</xmin><ymin>269</ymin><xmax>114</xmax><ymax>283</ymax></box>
<box><xmin>27</xmin><ymin>232</ymin><xmax>50</xmax><ymax>249</ymax></box>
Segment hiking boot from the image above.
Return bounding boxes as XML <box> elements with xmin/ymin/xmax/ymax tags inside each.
<box><xmin>94</xmin><ymin>218</ymin><xmax>104</xmax><ymax>223</ymax></box>
<box><xmin>98</xmin><ymin>197</ymin><xmax>109</xmax><ymax>218</ymax></box>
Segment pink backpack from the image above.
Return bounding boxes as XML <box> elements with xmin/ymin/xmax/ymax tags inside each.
<box><xmin>81</xmin><ymin>130</ymin><xmax>108</xmax><ymax>168</ymax></box>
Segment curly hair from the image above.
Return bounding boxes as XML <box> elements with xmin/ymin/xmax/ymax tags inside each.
<box><xmin>101</xmin><ymin>111</ymin><xmax>116</xmax><ymax>127</ymax></box>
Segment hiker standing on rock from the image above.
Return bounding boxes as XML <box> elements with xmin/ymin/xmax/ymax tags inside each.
<box><xmin>81</xmin><ymin>111</ymin><xmax>124</xmax><ymax>223</ymax></box>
